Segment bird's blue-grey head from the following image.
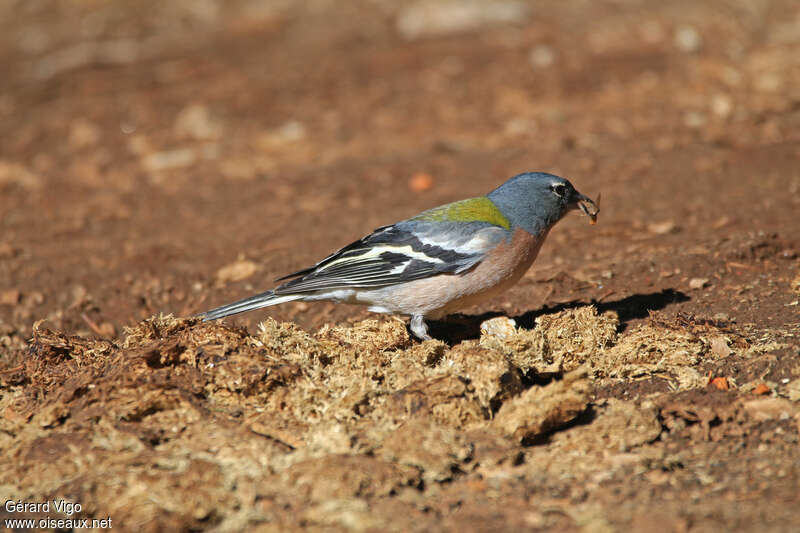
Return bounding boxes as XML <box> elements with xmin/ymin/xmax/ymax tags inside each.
<box><xmin>487</xmin><ymin>172</ymin><xmax>598</xmax><ymax>235</ymax></box>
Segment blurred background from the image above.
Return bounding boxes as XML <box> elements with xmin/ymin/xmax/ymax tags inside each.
<box><xmin>2</xmin><ymin>3</ymin><xmax>800</xmax><ymax>531</ymax></box>
<box><xmin>1</xmin><ymin>0</ymin><xmax>799</xmax><ymax>340</ymax></box>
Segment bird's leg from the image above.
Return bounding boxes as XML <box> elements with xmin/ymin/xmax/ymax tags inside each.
<box><xmin>410</xmin><ymin>315</ymin><xmax>432</xmax><ymax>341</ymax></box>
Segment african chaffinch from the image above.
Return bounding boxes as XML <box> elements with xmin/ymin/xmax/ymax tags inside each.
<box><xmin>202</xmin><ymin>172</ymin><xmax>598</xmax><ymax>340</ymax></box>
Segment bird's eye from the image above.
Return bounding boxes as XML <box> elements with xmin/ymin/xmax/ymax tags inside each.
<box><xmin>551</xmin><ymin>183</ymin><xmax>567</xmax><ymax>197</ymax></box>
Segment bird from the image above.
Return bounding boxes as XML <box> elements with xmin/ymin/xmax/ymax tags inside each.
<box><xmin>201</xmin><ymin>172</ymin><xmax>599</xmax><ymax>340</ymax></box>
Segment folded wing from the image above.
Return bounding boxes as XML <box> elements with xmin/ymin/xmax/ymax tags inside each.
<box><xmin>274</xmin><ymin>220</ymin><xmax>509</xmax><ymax>294</ymax></box>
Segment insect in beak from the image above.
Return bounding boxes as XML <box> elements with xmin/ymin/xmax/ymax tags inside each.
<box><xmin>574</xmin><ymin>192</ymin><xmax>600</xmax><ymax>225</ymax></box>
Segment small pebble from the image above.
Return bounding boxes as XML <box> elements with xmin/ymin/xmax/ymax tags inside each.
<box><xmin>711</xmin><ymin>94</ymin><xmax>733</xmax><ymax>118</ymax></box>
<box><xmin>529</xmin><ymin>45</ymin><xmax>555</xmax><ymax>68</ymax></box>
<box><xmin>409</xmin><ymin>172</ymin><xmax>434</xmax><ymax>192</ymax></box>
<box><xmin>674</xmin><ymin>25</ymin><xmax>702</xmax><ymax>53</ymax></box>
<box><xmin>480</xmin><ymin>316</ymin><xmax>517</xmax><ymax>340</ymax></box>
<box><xmin>0</xmin><ymin>289</ymin><xmax>20</xmax><ymax>305</ymax></box>
<box><xmin>647</xmin><ymin>220</ymin><xmax>677</xmax><ymax>235</ymax></box>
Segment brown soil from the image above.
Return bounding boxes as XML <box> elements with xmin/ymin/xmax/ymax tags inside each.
<box><xmin>1</xmin><ymin>1</ymin><xmax>799</xmax><ymax>531</ymax></box>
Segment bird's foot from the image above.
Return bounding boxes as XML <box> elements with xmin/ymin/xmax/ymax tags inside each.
<box><xmin>409</xmin><ymin>315</ymin><xmax>433</xmax><ymax>341</ymax></box>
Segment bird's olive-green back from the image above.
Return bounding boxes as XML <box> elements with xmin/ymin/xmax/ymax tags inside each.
<box><xmin>412</xmin><ymin>197</ymin><xmax>511</xmax><ymax>229</ymax></box>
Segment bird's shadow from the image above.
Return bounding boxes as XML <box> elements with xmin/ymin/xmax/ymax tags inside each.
<box><xmin>426</xmin><ymin>288</ymin><xmax>689</xmax><ymax>345</ymax></box>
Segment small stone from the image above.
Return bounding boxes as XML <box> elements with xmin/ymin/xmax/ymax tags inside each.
<box><xmin>504</xmin><ymin>117</ymin><xmax>532</xmax><ymax>136</ymax></box>
<box><xmin>743</xmin><ymin>398</ymin><xmax>796</xmax><ymax>421</ymax></box>
<box><xmin>785</xmin><ymin>379</ymin><xmax>800</xmax><ymax>402</ymax></box>
<box><xmin>523</xmin><ymin>511</ymin><xmax>546</xmax><ymax>528</ymax></box>
<box><xmin>0</xmin><ymin>289</ymin><xmax>20</xmax><ymax>305</ymax></box>
<box><xmin>0</xmin><ymin>242</ymin><xmax>14</xmax><ymax>258</ymax></box>
<box><xmin>0</xmin><ymin>160</ymin><xmax>42</xmax><ymax>190</ymax></box>
<box><xmin>529</xmin><ymin>45</ymin><xmax>555</xmax><ymax>68</ymax></box>
<box><xmin>709</xmin><ymin>376</ymin><xmax>729</xmax><ymax>391</ymax></box>
<box><xmin>674</xmin><ymin>25</ymin><xmax>702</xmax><ymax>53</ymax></box>
<box><xmin>689</xmin><ymin>278</ymin><xmax>709</xmax><ymax>290</ymax></box>
<box><xmin>174</xmin><ymin>104</ymin><xmax>222</xmax><ymax>140</ymax></box>
<box><xmin>712</xmin><ymin>216</ymin><xmax>731</xmax><ymax>229</ymax></box>
<box><xmin>120</xmin><ymin>121</ymin><xmax>137</xmax><ymax>134</ymax></box>
<box><xmin>98</xmin><ymin>322</ymin><xmax>116</xmax><ymax>338</ymax></box>
<box><xmin>647</xmin><ymin>220</ymin><xmax>677</xmax><ymax>235</ymax></box>
<box><xmin>711</xmin><ymin>94</ymin><xmax>733</xmax><ymax>118</ymax></box>
<box><xmin>216</xmin><ymin>259</ymin><xmax>259</xmax><ymax>285</ymax></box>
<box><xmin>480</xmin><ymin>316</ymin><xmax>517</xmax><ymax>340</ymax></box>
<box><xmin>752</xmin><ymin>383</ymin><xmax>771</xmax><ymax>396</ymax></box>
<box><xmin>684</xmin><ymin>111</ymin><xmax>706</xmax><ymax>129</ymax></box>
<box><xmin>408</xmin><ymin>172</ymin><xmax>434</xmax><ymax>192</ymax></box>
<box><xmin>396</xmin><ymin>0</ymin><xmax>529</xmax><ymax>40</ymax></box>
<box><xmin>257</xmin><ymin>120</ymin><xmax>306</xmax><ymax>149</ymax></box>
<box><xmin>709</xmin><ymin>336</ymin><xmax>732</xmax><ymax>358</ymax></box>
<box><xmin>142</xmin><ymin>148</ymin><xmax>197</xmax><ymax>171</ymax></box>
<box><xmin>69</xmin><ymin>118</ymin><xmax>101</xmax><ymax>148</ymax></box>
<box><xmin>755</xmin><ymin>73</ymin><xmax>782</xmax><ymax>93</ymax></box>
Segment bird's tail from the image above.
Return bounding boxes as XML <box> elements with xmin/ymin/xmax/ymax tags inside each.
<box><xmin>200</xmin><ymin>290</ymin><xmax>302</xmax><ymax>321</ymax></box>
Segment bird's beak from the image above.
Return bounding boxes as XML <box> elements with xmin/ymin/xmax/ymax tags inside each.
<box><xmin>570</xmin><ymin>190</ymin><xmax>600</xmax><ymax>225</ymax></box>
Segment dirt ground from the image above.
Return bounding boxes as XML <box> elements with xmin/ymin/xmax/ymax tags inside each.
<box><xmin>1</xmin><ymin>1</ymin><xmax>799</xmax><ymax>531</ymax></box>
